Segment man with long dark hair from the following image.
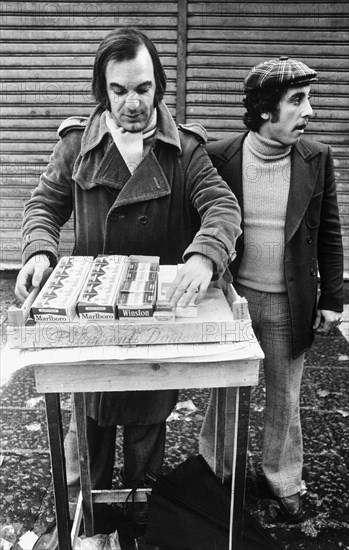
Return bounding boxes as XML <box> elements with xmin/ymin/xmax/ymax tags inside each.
<box><xmin>15</xmin><ymin>27</ymin><xmax>241</xmax><ymax>532</ymax></box>
<box><xmin>200</xmin><ymin>57</ymin><xmax>343</xmax><ymax>523</ymax></box>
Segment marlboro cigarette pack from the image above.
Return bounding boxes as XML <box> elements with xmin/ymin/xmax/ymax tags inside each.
<box><xmin>77</xmin><ymin>255</ymin><xmax>128</xmax><ymax>320</ymax></box>
<box><xmin>117</xmin><ymin>256</ymin><xmax>159</xmax><ymax>318</ymax></box>
<box><xmin>31</xmin><ymin>256</ymin><xmax>93</xmax><ymax>322</ymax></box>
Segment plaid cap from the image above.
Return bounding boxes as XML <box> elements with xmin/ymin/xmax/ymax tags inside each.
<box><xmin>243</xmin><ymin>57</ymin><xmax>317</xmax><ymax>93</ymax></box>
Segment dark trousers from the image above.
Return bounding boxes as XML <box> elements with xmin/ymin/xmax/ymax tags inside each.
<box><xmin>64</xmin><ymin>410</ymin><xmax>166</xmax><ymax>500</ymax></box>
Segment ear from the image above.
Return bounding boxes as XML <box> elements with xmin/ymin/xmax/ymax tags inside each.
<box><xmin>261</xmin><ymin>113</ymin><xmax>270</xmax><ymax>120</ymax></box>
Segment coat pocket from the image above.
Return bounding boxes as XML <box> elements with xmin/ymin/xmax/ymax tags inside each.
<box><xmin>305</xmin><ymin>192</ymin><xmax>323</xmax><ymax>228</ymax></box>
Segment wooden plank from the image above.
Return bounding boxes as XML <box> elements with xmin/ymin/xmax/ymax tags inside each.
<box><xmin>188</xmin><ymin>43</ymin><xmax>349</xmax><ymax>55</ymax></box>
<box><xmin>0</xmin><ymin>42</ymin><xmax>177</xmax><ymax>54</ymax></box>
<box><xmin>188</xmin><ymin>14</ymin><xmax>349</xmax><ymax>29</ymax></box>
<box><xmin>7</xmin><ymin>286</ymin><xmax>41</xmax><ymax>326</ymax></box>
<box><xmin>188</xmin><ymin>2</ymin><xmax>349</xmax><ymax>16</ymax></box>
<box><xmin>92</xmin><ymin>488</ymin><xmax>151</xmax><ymax>504</ymax></box>
<box><xmin>188</xmin><ymin>29</ymin><xmax>349</xmax><ymax>42</ymax></box>
<box><xmin>0</xmin><ymin>55</ymin><xmax>177</xmax><ymax>68</ymax></box>
<box><xmin>187</xmin><ymin>67</ymin><xmax>349</xmax><ymax>81</ymax></box>
<box><xmin>185</xmin><ymin>94</ymin><xmax>349</xmax><ymax>109</ymax></box>
<box><xmin>186</xmin><ymin>81</ymin><xmax>349</xmax><ymax>95</ymax></box>
<box><xmin>33</xmin><ymin>357</ymin><xmax>260</xmax><ymax>393</ymax></box>
<box><xmin>186</xmin><ymin>55</ymin><xmax>349</xmax><ymax>71</ymax></box>
<box><xmin>0</xmin><ymin>69</ymin><xmax>177</xmax><ymax>79</ymax></box>
<box><xmin>7</xmin><ymin>314</ymin><xmax>254</xmax><ymax>353</ymax></box>
<box><xmin>7</xmin><ymin>313</ymin><xmax>254</xmax><ymax>348</ymax></box>
<box><xmin>185</xmin><ymin>105</ymin><xmax>349</xmax><ymax>121</ymax></box>
<box><xmin>73</xmin><ymin>393</ymin><xmax>94</xmax><ymax>537</ymax></box>
<box><xmin>0</xmin><ymin>29</ymin><xmax>178</xmax><ymax>41</ymax></box>
<box><xmin>0</xmin><ymin>15</ymin><xmax>178</xmax><ymax>26</ymax></box>
<box><xmin>44</xmin><ymin>393</ymin><xmax>72</xmax><ymax>550</ymax></box>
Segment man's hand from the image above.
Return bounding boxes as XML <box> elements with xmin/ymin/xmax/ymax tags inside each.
<box><xmin>313</xmin><ymin>309</ymin><xmax>342</xmax><ymax>335</ymax></box>
<box><xmin>166</xmin><ymin>254</ymin><xmax>214</xmax><ymax>308</ymax></box>
<box><xmin>15</xmin><ymin>254</ymin><xmax>51</xmax><ymax>302</ymax></box>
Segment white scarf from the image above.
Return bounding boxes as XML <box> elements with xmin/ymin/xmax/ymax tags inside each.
<box><xmin>105</xmin><ymin>109</ymin><xmax>157</xmax><ymax>174</ymax></box>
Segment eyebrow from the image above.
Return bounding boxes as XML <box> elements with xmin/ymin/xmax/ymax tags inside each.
<box><xmin>109</xmin><ymin>80</ymin><xmax>153</xmax><ymax>90</ymax></box>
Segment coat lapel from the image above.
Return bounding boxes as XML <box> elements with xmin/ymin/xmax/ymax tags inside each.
<box><xmin>285</xmin><ymin>140</ymin><xmax>322</xmax><ymax>243</ymax></box>
<box><xmin>113</xmin><ymin>149</ymin><xmax>171</xmax><ymax>207</ymax></box>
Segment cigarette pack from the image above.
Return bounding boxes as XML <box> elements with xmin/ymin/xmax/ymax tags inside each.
<box><xmin>77</xmin><ymin>255</ymin><xmax>128</xmax><ymax>320</ymax></box>
<box><xmin>156</xmin><ymin>264</ymin><xmax>198</xmax><ymax>318</ymax></box>
<box><xmin>31</xmin><ymin>256</ymin><xmax>93</xmax><ymax>322</ymax></box>
<box><xmin>117</xmin><ymin>256</ymin><xmax>159</xmax><ymax>318</ymax></box>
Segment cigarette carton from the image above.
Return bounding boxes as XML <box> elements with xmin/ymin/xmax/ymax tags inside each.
<box><xmin>117</xmin><ymin>256</ymin><xmax>159</xmax><ymax>318</ymax></box>
<box><xmin>117</xmin><ymin>291</ymin><xmax>155</xmax><ymax>318</ymax></box>
<box><xmin>77</xmin><ymin>255</ymin><xmax>128</xmax><ymax>320</ymax></box>
<box><xmin>31</xmin><ymin>256</ymin><xmax>93</xmax><ymax>322</ymax></box>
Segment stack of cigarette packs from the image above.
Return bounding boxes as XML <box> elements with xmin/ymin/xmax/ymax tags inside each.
<box><xmin>31</xmin><ymin>256</ymin><xmax>93</xmax><ymax>322</ymax></box>
<box><xmin>117</xmin><ymin>255</ymin><xmax>159</xmax><ymax>318</ymax></box>
<box><xmin>77</xmin><ymin>255</ymin><xmax>128</xmax><ymax>320</ymax></box>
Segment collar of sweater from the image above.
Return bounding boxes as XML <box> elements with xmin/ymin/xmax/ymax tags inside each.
<box><xmin>245</xmin><ymin>131</ymin><xmax>291</xmax><ymax>161</ymax></box>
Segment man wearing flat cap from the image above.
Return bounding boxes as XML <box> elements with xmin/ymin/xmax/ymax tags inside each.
<box><xmin>200</xmin><ymin>57</ymin><xmax>343</xmax><ymax>523</ymax></box>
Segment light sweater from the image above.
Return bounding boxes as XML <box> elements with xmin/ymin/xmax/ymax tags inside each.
<box><xmin>237</xmin><ymin>131</ymin><xmax>292</xmax><ymax>292</ymax></box>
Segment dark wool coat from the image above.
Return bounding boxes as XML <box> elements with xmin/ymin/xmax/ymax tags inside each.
<box><xmin>22</xmin><ymin>103</ymin><xmax>242</xmax><ymax>425</ymax></box>
<box><xmin>207</xmin><ymin>133</ymin><xmax>344</xmax><ymax>359</ymax></box>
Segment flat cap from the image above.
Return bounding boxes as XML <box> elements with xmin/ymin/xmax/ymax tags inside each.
<box><xmin>243</xmin><ymin>57</ymin><xmax>317</xmax><ymax>93</ymax></box>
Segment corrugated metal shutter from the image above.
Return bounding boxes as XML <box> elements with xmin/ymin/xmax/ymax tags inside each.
<box><xmin>1</xmin><ymin>1</ymin><xmax>348</xmax><ymax>274</ymax></box>
<box><xmin>186</xmin><ymin>0</ymin><xmax>349</xmax><ymax>275</ymax></box>
<box><xmin>0</xmin><ymin>1</ymin><xmax>178</xmax><ymax>267</ymax></box>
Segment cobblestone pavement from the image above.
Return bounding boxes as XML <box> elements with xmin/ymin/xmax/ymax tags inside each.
<box><xmin>1</xmin><ymin>273</ymin><xmax>348</xmax><ymax>549</ymax></box>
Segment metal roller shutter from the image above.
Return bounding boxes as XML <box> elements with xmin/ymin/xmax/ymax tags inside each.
<box><xmin>0</xmin><ymin>1</ymin><xmax>178</xmax><ymax>267</ymax></box>
<box><xmin>1</xmin><ymin>1</ymin><xmax>348</xmax><ymax>274</ymax></box>
<box><xmin>186</xmin><ymin>0</ymin><xmax>349</xmax><ymax>275</ymax></box>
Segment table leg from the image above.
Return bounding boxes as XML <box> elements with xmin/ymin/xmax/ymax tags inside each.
<box><xmin>230</xmin><ymin>386</ymin><xmax>252</xmax><ymax>550</ymax></box>
<box><xmin>74</xmin><ymin>393</ymin><xmax>94</xmax><ymax>536</ymax></box>
<box><xmin>213</xmin><ymin>387</ymin><xmax>227</xmax><ymax>480</ymax></box>
<box><xmin>44</xmin><ymin>393</ymin><xmax>72</xmax><ymax>550</ymax></box>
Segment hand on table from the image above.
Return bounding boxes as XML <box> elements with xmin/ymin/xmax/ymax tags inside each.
<box><xmin>166</xmin><ymin>254</ymin><xmax>214</xmax><ymax>308</ymax></box>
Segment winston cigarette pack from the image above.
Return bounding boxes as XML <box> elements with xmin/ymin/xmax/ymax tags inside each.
<box><xmin>77</xmin><ymin>255</ymin><xmax>128</xmax><ymax>319</ymax></box>
<box><xmin>117</xmin><ymin>256</ymin><xmax>159</xmax><ymax>318</ymax></box>
<box><xmin>31</xmin><ymin>256</ymin><xmax>93</xmax><ymax>322</ymax></box>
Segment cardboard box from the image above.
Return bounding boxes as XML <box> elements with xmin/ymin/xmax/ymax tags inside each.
<box><xmin>31</xmin><ymin>256</ymin><xmax>93</xmax><ymax>322</ymax></box>
<box><xmin>77</xmin><ymin>255</ymin><xmax>128</xmax><ymax>320</ymax></box>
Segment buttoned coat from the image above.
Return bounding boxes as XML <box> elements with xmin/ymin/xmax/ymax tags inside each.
<box><xmin>207</xmin><ymin>133</ymin><xmax>343</xmax><ymax>358</ymax></box>
<box><xmin>22</xmin><ymin>103</ymin><xmax>241</xmax><ymax>425</ymax></box>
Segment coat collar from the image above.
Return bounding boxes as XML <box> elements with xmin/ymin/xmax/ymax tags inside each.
<box><xmin>215</xmin><ymin>132</ymin><xmax>322</xmax><ymax>244</ymax></box>
<box><xmin>80</xmin><ymin>101</ymin><xmax>181</xmax><ymax>157</ymax></box>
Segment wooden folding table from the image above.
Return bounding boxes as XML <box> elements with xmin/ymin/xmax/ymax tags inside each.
<box><xmin>6</xmin><ymin>287</ymin><xmax>263</xmax><ymax>550</ymax></box>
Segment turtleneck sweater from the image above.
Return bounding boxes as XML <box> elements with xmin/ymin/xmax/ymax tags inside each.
<box><xmin>237</xmin><ymin>131</ymin><xmax>292</xmax><ymax>292</ymax></box>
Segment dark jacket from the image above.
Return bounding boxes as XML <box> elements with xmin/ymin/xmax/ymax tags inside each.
<box><xmin>207</xmin><ymin>133</ymin><xmax>343</xmax><ymax>359</ymax></box>
<box><xmin>22</xmin><ymin>102</ymin><xmax>242</xmax><ymax>425</ymax></box>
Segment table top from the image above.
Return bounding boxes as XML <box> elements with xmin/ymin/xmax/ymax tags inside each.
<box><xmin>2</xmin><ymin>340</ymin><xmax>264</xmax><ymax>393</ymax></box>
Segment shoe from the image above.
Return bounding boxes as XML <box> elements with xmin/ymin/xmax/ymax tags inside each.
<box><xmin>124</xmin><ymin>500</ymin><xmax>148</xmax><ymax>525</ymax></box>
<box><xmin>273</xmin><ymin>492</ymin><xmax>304</xmax><ymax>523</ymax></box>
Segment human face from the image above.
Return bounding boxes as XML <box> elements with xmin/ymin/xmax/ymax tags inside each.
<box><xmin>259</xmin><ymin>85</ymin><xmax>313</xmax><ymax>146</ymax></box>
<box><xmin>106</xmin><ymin>46</ymin><xmax>156</xmax><ymax>133</ymax></box>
